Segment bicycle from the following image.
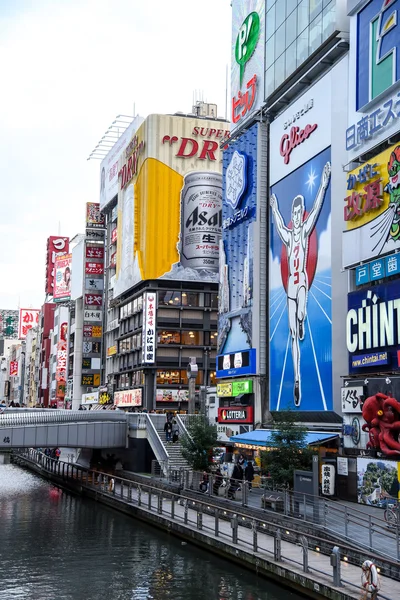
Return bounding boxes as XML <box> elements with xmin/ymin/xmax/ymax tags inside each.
<box><xmin>384</xmin><ymin>502</ymin><xmax>399</xmax><ymax>527</ymax></box>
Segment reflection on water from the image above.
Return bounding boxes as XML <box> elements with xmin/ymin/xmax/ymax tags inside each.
<box><xmin>0</xmin><ymin>464</ymin><xmax>304</xmax><ymax>600</ymax></box>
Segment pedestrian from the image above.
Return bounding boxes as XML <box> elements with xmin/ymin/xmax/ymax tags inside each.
<box><xmin>55</xmin><ymin>448</ymin><xmax>61</xmax><ymax>461</ymax></box>
<box><xmin>245</xmin><ymin>460</ymin><xmax>254</xmax><ymax>491</ymax></box>
<box><xmin>172</xmin><ymin>420</ymin><xmax>179</xmax><ymax>443</ymax></box>
<box><xmin>199</xmin><ymin>471</ymin><xmax>209</xmax><ymax>493</ymax></box>
<box><xmin>78</xmin><ymin>405</ymin><xmax>84</xmax><ymax>410</ymax></box>
<box><xmin>228</xmin><ymin>463</ymin><xmax>243</xmax><ymax>500</ymax></box>
<box><xmin>164</xmin><ymin>418</ymin><xmax>172</xmax><ymax>443</ymax></box>
<box><xmin>213</xmin><ymin>467</ymin><xmax>223</xmax><ymax>495</ymax></box>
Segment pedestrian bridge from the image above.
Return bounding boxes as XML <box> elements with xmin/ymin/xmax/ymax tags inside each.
<box><xmin>0</xmin><ymin>410</ymin><xmax>193</xmax><ymax>473</ymax></box>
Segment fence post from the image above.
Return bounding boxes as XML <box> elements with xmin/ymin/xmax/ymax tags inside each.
<box><xmin>171</xmin><ymin>496</ymin><xmax>175</xmax><ymax>520</ymax></box>
<box><xmin>242</xmin><ymin>481</ymin><xmax>248</xmax><ymax>507</ymax></box>
<box><xmin>368</xmin><ymin>514</ymin><xmax>373</xmax><ymax>549</ymax></box>
<box><xmin>184</xmin><ymin>499</ymin><xmax>188</xmax><ymax>524</ymax></box>
<box><xmin>148</xmin><ymin>489</ymin><xmax>152</xmax><ymax>510</ymax></box>
<box><xmin>231</xmin><ymin>514</ymin><xmax>238</xmax><ymax>544</ymax></box>
<box><xmin>252</xmin><ymin>520</ymin><xmax>257</xmax><ymax>553</ymax></box>
<box><xmin>121</xmin><ymin>482</ymin><xmax>124</xmax><ymax>498</ymax></box>
<box><xmin>128</xmin><ymin>485</ymin><xmax>132</xmax><ymax>501</ymax></box>
<box><xmin>284</xmin><ymin>490</ymin><xmax>288</xmax><ymax>516</ymax></box>
<box><xmin>158</xmin><ymin>492</ymin><xmax>163</xmax><ymax>515</ymax></box>
<box><xmin>197</xmin><ymin>506</ymin><xmax>203</xmax><ymax>530</ymax></box>
<box><xmin>215</xmin><ymin>509</ymin><xmax>219</xmax><ymax>537</ymax></box>
<box><xmin>208</xmin><ymin>475</ymin><xmax>213</xmax><ymax>497</ymax></box>
<box><xmin>138</xmin><ymin>485</ymin><xmax>142</xmax><ymax>506</ymax></box>
<box><xmin>274</xmin><ymin>528</ymin><xmax>282</xmax><ymax>561</ymax></box>
<box><xmin>344</xmin><ymin>506</ymin><xmax>348</xmax><ymax>539</ymax></box>
<box><xmin>330</xmin><ymin>546</ymin><xmax>342</xmax><ymax>587</ymax></box>
<box><xmin>301</xmin><ymin>535</ymin><xmax>308</xmax><ymax>573</ymax></box>
<box><xmin>303</xmin><ymin>493</ymin><xmax>307</xmax><ymax>521</ymax></box>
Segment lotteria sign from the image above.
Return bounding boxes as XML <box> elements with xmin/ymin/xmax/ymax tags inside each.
<box><xmin>347</xmin><ymin>279</ymin><xmax>400</xmax><ymax>372</ymax></box>
<box><xmin>218</xmin><ymin>406</ymin><xmax>253</xmax><ymax>423</ymax></box>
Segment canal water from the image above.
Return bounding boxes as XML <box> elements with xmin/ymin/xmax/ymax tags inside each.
<box><xmin>0</xmin><ymin>464</ymin><xmax>305</xmax><ymax>600</ymax></box>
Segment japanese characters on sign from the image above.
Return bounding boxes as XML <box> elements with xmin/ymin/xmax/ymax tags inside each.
<box><xmin>9</xmin><ymin>361</ymin><xmax>18</xmax><ymax>377</ymax></box>
<box><xmin>321</xmin><ymin>464</ymin><xmax>335</xmax><ymax>496</ymax></box>
<box><xmin>83</xmin><ymin>325</ymin><xmax>102</xmax><ymax>338</ymax></box>
<box><xmin>85</xmin><ymin>245</ymin><xmax>104</xmax><ymax>259</ymax></box>
<box><xmin>81</xmin><ymin>374</ymin><xmax>101</xmax><ymax>387</ymax></box>
<box><xmin>82</xmin><ymin>341</ymin><xmax>101</xmax><ymax>354</ymax></box>
<box><xmin>107</xmin><ymin>345</ymin><xmax>117</xmax><ymax>357</ymax></box>
<box><xmin>355</xmin><ymin>253</ymin><xmax>400</xmax><ymax>285</ymax></box>
<box><xmin>342</xmin><ymin>142</ymin><xmax>400</xmax><ymax>269</ymax></box>
<box><xmin>0</xmin><ymin>310</ymin><xmax>19</xmax><ymax>339</ymax></box>
<box><xmin>114</xmin><ymin>388</ymin><xmax>142</xmax><ymax>407</ymax></box>
<box><xmin>86</xmin><ymin>202</ymin><xmax>105</xmax><ymax>230</ymax></box>
<box><xmin>85</xmin><ymin>278</ymin><xmax>104</xmax><ymax>291</ymax></box>
<box><xmin>53</xmin><ymin>253</ymin><xmax>72</xmax><ymax>302</ymax></box>
<box><xmin>45</xmin><ymin>236</ymin><xmax>69</xmax><ymax>295</ymax></box>
<box><xmin>231</xmin><ymin>1</ymin><xmax>265</xmax><ymax>130</ymax></box>
<box><xmin>142</xmin><ymin>292</ymin><xmax>157</xmax><ymax>364</ymax></box>
<box><xmin>85</xmin><ymin>262</ymin><xmax>104</xmax><ymax>275</ymax></box>
<box><xmin>111</xmin><ymin>227</ymin><xmax>117</xmax><ymax>244</ymax></box>
<box><xmin>341</xmin><ymin>386</ymin><xmax>364</xmax><ymax>413</ymax></box>
<box><xmin>84</xmin><ymin>293</ymin><xmax>103</xmax><ymax>307</ymax></box>
<box><xmin>18</xmin><ymin>308</ymin><xmax>39</xmax><ymax>339</ymax></box>
<box><xmin>55</xmin><ymin>324</ymin><xmax>68</xmax><ymax>400</ymax></box>
<box><xmin>83</xmin><ymin>310</ymin><xmax>102</xmax><ymax>322</ymax></box>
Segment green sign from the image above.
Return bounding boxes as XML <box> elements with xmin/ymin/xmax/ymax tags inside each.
<box><xmin>235</xmin><ymin>12</ymin><xmax>260</xmax><ymax>86</ymax></box>
<box><xmin>232</xmin><ymin>380</ymin><xmax>253</xmax><ymax>396</ymax></box>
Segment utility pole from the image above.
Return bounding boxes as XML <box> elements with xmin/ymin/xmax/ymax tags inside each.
<box><xmin>187</xmin><ymin>357</ymin><xmax>198</xmax><ymax>415</ymax></box>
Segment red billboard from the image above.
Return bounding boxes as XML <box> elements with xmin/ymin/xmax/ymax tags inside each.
<box><xmin>85</xmin><ymin>262</ymin><xmax>104</xmax><ymax>275</ymax></box>
<box><xmin>9</xmin><ymin>361</ymin><xmax>18</xmax><ymax>377</ymax></box>
<box><xmin>18</xmin><ymin>308</ymin><xmax>40</xmax><ymax>339</ymax></box>
<box><xmin>217</xmin><ymin>406</ymin><xmax>253</xmax><ymax>423</ymax></box>
<box><xmin>45</xmin><ymin>236</ymin><xmax>69</xmax><ymax>295</ymax></box>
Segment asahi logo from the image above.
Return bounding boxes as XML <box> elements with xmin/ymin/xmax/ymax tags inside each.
<box><xmin>346</xmin><ymin>289</ymin><xmax>400</xmax><ymax>352</ymax></box>
<box><xmin>185</xmin><ymin>206</ymin><xmax>222</xmax><ymax>229</ymax></box>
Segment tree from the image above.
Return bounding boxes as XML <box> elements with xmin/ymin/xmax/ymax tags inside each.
<box><xmin>180</xmin><ymin>416</ymin><xmax>218</xmax><ymax>472</ymax></box>
<box><xmin>259</xmin><ymin>410</ymin><xmax>316</xmax><ymax>488</ymax></box>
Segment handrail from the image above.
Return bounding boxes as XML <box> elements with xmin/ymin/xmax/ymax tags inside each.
<box><xmin>175</xmin><ymin>413</ymin><xmax>193</xmax><ymax>443</ymax></box>
<box><xmin>0</xmin><ymin>410</ymin><xmax>127</xmax><ymax>427</ymax></box>
<box><xmin>145</xmin><ymin>414</ymin><xmax>170</xmax><ymax>474</ymax></box>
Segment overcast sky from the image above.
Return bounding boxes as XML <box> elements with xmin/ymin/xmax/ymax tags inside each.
<box><xmin>0</xmin><ymin>0</ymin><xmax>231</xmax><ymax>310</ymax></box>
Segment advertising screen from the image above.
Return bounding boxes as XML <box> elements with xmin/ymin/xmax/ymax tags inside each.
<box><xmin>53</xmin><ymin>254</ymin><xmax>72</xmax><ymax>302</ymax></box>
<box><xmin>269</xmin><ymin>147</ymin><xmax>332</xmax><ymax>411</ymax></box>
<box><xmin>343</xmin><ymin>142</ymin><xmax>400</xmax><ymax>268</ymax></box>
<box><xmin>114</xmin><ymin>114</ymin><xmax>229</xmax><ymax>298</ymax></box>
<box><xmin>218</xmin><ymin>122</ymin><xmax>258</xmax><ymax>357</ymax></box>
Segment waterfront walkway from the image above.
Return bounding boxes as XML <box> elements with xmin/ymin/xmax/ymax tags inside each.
<box><xmin>13</xmin><ymin>451</ymin><xmax>400</xmax><ymax>600</ymax></box>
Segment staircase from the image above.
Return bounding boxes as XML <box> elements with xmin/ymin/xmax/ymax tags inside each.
<box><xmin>152</xmin><ymin>420</ymin><xmax>189</xmax><ymax>470</ymax></box>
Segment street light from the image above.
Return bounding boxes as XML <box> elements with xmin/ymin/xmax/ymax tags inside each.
<box><xmin>186</xmin><ymin>358</ymin><xmax>198</xmax><ymax>415</ymax></box>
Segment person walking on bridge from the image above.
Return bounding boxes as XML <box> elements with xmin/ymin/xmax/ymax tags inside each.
<box><xmin>164</xmin><ymin>419</ymin><xmax>172</xmax><ymax>443</ymax></box>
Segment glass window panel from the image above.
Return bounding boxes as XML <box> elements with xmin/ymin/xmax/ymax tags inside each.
<box><xmin>181</xmin><ymin>331</ymin><xmax>203</xmax><ymax>345</ymax></box>
<box><xmin>156</xmin><ymin>370</ymin><xmax>181</xmax><ymax>385</ymax></box>
<box><xmin>298</xmin><ymin>0</ymin><xmax>309</xmax><ymax>33</ymax></box>
<box><xmin>158</xmin><ymin>330</ymin><xmax>181</xmax><ymax>344</ymax></box>
<box><xmin>210</xmin><ymin>294</ymin><xmax>218</xmax><ymax>309</ymax></box>
<box><xmin>285</xmin><ymin>42</ymin><xmax>297</xmax><ymax>79</ymax></box>
<box><xmin>286</xmin><ymin>8</ymin><xmax>297</xmax><ymax>47</ymax></box>
<box><xmin>265</xmin><ymin>64</ymin><xmax>275</xmax><ymax>98</ymax></box>
<box><xmin>275</xmin><ymin>0</ymin><xmax>286</xmax><ymax>28</ymax></box>
<box><xmin>322</xmin><ymin>1</ymin><xmax>335</xmax><ymax>40</ymax></box>
<box><xmin>275</xmin><ymin>23</ymin><xmax>285</xmax><ymax>58</ymax></box>
<box><xmin>159</xmin><ymin>291</ymin><xmax>181</xmax><ymax>306</ymax></box>
<box><xmin>266</xmin><ymin>0</ymin><xmax>276</xmax><ymax>11</ymax></box>
<box><xmin>309</xmin><ymin>13</ymin><xmax>322</xmax><ymax>54</ymax></box>
<box><xmin>137</xmin><ymin>296</ymin><xmax>143</xmax><ymax>312</ymax></box>
<box><xmin>274</xmin><ymin>53</ymin><xmax>285</xmax><ymax>89</ymax></box>
<box><xmin>210</xmin><ymin>331</ymin><xmax>218</xmax><ymax>346</ymax></box>
<box><xmin>286</xmin><ymin>0</ymin><xmax>298</xmax><ymax>15</ymax></box>
<box><xmin>296</xmin><ymin>27</ymin><xmax>309</xmax><ymax>67</ymax></box>
<box><xmin>309</xmin><ymin>0</ymin><xmax>322</xmax><ymax>21</ymax></box>
<box><xmin>266</xmin><ymin>5</ymin><xmax>276</xmax><ymax>39</ymax></box>
<box><xmin>266</xmin><ymin>36</ymin><xmax>275</xmax><ymax>68</ymax></box>
<box><xmin>181</xmin><ymin>292</ymin><xmax>199</xmax><ymax>307</ymax></box>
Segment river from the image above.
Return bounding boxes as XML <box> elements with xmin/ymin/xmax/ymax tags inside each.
<box><xmin>0</xmin><ymin>463</ymin><xmax>305</xmax><ymax>600</ymax></box>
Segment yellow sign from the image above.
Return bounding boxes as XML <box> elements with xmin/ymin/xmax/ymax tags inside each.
<box><xmin>217</xmin><ymin>382</ymin><xmax>233</xmax><ymax>397</ymax></box>
<box><xmin>107</xmin><ymin>345</ymin><xmax>117</xmax><ymax>357</ymax></box>
<box><xmin>114</xmin><ymin>114</ymin><xmax>229</xmax><ymax>297</ymax></box>
<box><xmin>93</xmin><ymin>373</ymin><xmax>100</xmax><ymax>387</ymax></box>
<box><xmin>92</xmin><ymin>325</ymin><xmax>102</xmax><ymax>337</ymax></box>
<box><xmin>343</xmin><ymin>142</ymin><xmax>400</xmax><ymax>268</ymax></box>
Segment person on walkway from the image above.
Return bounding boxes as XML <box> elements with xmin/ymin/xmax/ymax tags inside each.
<box><xmin>213</xmin><ymin>468</ymin><xmax>223</xmax><ymax>495</ymax></box>
<box><xmin>55</xmin><ymin>448</ymin><xmax>61</xmax><ymax>461</ymax></box>
<box><xmin>164</xmin><ymin>419</ymin><xmax>172</xmax><ymax>443</ymax></box>
<box><xmin>228</xmin><ymin>463</ymin><xmax>243</xmax><ymax>500</ymax></box>
<box><xmin>245</xmin><ymin>460</ymin><xmax>254</xmax><ymax>491</ymax></box>
<box><xmin>172</xmin><ymin>420</ymin><xmax>179</xmax><ymax>443</ymax></box>
<box><xmin>199</xmin><ymin>471</ymin><xmax>209</xmax><ymax>493</ymax></box>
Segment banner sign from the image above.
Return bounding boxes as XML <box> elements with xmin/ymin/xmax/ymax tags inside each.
<box><xmin>9</xmin><ymin>361</ymin><xmax>18</xmax><ymax>377</ymax></box>
<box><xmin>81</xmin><ymin>373</ymin><xmax>101</xmax><ymax>387</ymax></box>
<box><xmin>156</xmin><ymin>389</ymin><xmax>189</xmax><ymax>402</ymax></box>
<box><xmin>341</xmin><ymin>386</ymin><xmax>364</xmax><ymax>413</ymax></box>
<box><xmin>86</xmin><ymin>202</ymin><xmax>105</xmax><ymax>230</ymax></box>
<box><xmin>18</xmin><ymin>308</ymin><xmax>40</xmax><ymax>339</ymax></box>
<box><xmin>217</xmin><ymin>406</ymin><xmax>253</xmax><ymax>423</ymax></box>
<box><xmin>45</xmin><ymin>236</ymin><xmax>69</xmax><ymax>295</ymax></box>
<box><xmin>114</xmin><ymin>388</ymin><xmax>142</xmax><ymax>407</ymax></box>
<box><xmin>54</xmin><ymin>253</ymin><xmax>72</xmax><ymax>302</ymax></box>
<box><xmin>142</xmin><ymin>292</ymin><xmax>156</xmax><ymax>363</ymax></box>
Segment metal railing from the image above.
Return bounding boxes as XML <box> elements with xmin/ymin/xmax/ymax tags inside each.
<box><xmin>183</xmin><ymin>468</ymin><xmax>400</xmax><ymax>562</ymax></box>
<box><xmin>13</xmin><ymin>448</ymin><xmax>396</xmax><ymax>599</ymax></box>
<box><xmin>145</xmin><ymin>415</ymin><xmax>170</xmax><ymax>474</ymax></box>
<box><xmin>0</xmin><ymin>410</ymin><xmax>127</xmax><ymax>427</ymax></box>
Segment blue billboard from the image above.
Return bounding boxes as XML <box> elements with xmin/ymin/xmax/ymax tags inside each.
<box><xmin>269</xmin><ymin>147</ymin><xmax>332</xmax><ymax>411</ymax></box>
<box><xmin>216</xmin><ymin>348</ymin><xmax>257</xmax><ymax>379</ymax></box>
<box><xmin>347</xmin><ymin>279</ymin><xmax>400</xmax><ymax>373</ymax></box>
<box><xmin>218</xmin><ymin>122</ymin><xmax>258</xmax><ymax>358</ymax></box>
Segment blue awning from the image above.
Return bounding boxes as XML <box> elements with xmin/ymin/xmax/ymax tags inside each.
<box><xmin>229</xmin><ymin>429</ymin><xmax>339</xmax><ymax>447</ymax></box>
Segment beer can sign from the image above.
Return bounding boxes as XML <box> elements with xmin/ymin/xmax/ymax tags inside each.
<box><xmin>180</xmin><ymin>171</ymin><xmax>222</xmax><ymax>271</ymax></box>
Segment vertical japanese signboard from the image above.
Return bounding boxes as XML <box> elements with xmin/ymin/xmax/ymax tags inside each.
<box><xmin>45</xmin><ymin>236</ymin><xmax>69</xmax><ymax>295</ymax></box>
<box><xmin>18</xmin><ymin>308</ymin><xmax>40</xmax><ymax>340</ymax></box>
<box><xmin>53</xmin><ymin>254</ymin><xmax>72</xmax><ymax>302</ymax></box>
<box><xmin>55</xmin><ymin>322</ymin><xmax>68</xmax><ymax>402</ymax></box>
<box><xmin>142</xmin><ymin>292</ymin><xmax>156</xmax><ymax>364</ymax></box>
<box><xmin>85</xmin><ymin>202</ymin><xmax>105</xmax><ymax>230</ymax></box>
<box><xmin>9</xmin><ymin>361</ymin><xmax>18</xmax><ymax>377</ymax></box>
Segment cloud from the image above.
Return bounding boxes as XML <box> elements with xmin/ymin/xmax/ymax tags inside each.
<box><xmin>269</xmin><ymin>249</ymin><xmax>282</xmax><ymax>291</ymax></box>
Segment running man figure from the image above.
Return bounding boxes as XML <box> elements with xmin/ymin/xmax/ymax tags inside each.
<box><xmin>270</xmin><ymin>162</ymin><xmax>331</xmax><ymax>406</ymax></box>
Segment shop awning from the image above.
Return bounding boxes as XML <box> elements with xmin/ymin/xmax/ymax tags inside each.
<box><xmin>229</xmin><ymin>429</ymin><xmax>339</xmax><ymax>448</ymax></box>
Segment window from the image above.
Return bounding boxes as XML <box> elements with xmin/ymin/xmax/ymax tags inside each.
<box><xmin>181</xmin><ymin>292</ymin><xmax>199</xmax><ymax>307</ymax></box>
<box><xmin>157</xmin><ymin>370</ymin><xmax>181</xmax><ymax>385</ymax></box>
<box><xmin>210</xmin><ymin>294</ymin><xmax>218</xmax><ymax>309</ymax></box>
<box><xmin>137</xmin><ymin>296</ymin><xmax>143</xmax><ymax>312</ymax></box>
<box><xmin>275</xmin><ymin>23</ymin><xmax>286</xmax><ymax>58</ymax></box>
<box><xmin>285</xmin><ymin>42</ymin><xmax>297</xmax><ymax>79</ymax></box>
<box><xmin>266</xmin><ymin>36</ymin><xmax>275</xmax><ymax>68</ymax></box>
<box><xmin>286</xmin><ymin>8</ymin><xmax>297</xmax><ymax>47</ymax></box>
<box><xmin>181</xmin><ymin>331</ymin><xmax>203</xmax><ymax>346</ymax></box>
<box><xmin>159</xmin><ymin>291</ymin><xmax>182</xmax><ymax>306</ymax></box>
<box><xmin>266</xmin><ymin>5</ymin><xmax>276</xmax><ymax>40</ymax></box>
<box><xmin>309</xmin><ymin>13</ymin><xmax>322</xmax><ymax>54</ymax></box>
<box><xmin>158</xmin><ymin>330</ymin><xmax>181</xmax><ymax>345</ymax></box>
<box><xmin>322</xmin><ymin>2</ymin><xmax>335</xmax><ymax>40</ymax></box>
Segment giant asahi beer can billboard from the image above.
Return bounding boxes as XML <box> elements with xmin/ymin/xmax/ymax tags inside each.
<box><xmin>114</xmin><ymin>114</ymin><xmax>229</xmax><ymax>298</ymax></box>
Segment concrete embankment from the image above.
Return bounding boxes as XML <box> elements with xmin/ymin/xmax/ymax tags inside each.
<box><xmin>12</xmin><ymin>455</ymin><xmax>387</xmax><ymax>600</ymax></box>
